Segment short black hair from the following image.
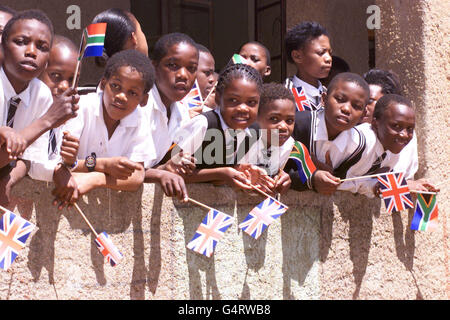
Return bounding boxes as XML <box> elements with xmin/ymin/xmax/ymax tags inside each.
<box><xmin>195</xmin><ymin>43</ymin><xmax>211</xmax><ymax>54</ymax></box>
<box><xmin>0</xmin><ymin>5</ymin><xmax>17</xmax><ymax>16</ymax></box>
<box><xmin>239</xmin><ymin>41</ymin><xmax>271</xmax><ymax>67</ymax></box>
<box><xmin>103</xmin><ymin>49</ymin><xmax>155</xmax><ymax>93</ymax></box>
<box><xmin>363</xmin><ymin>69</ymin><xmax>402</xmax><ymax>95</ymax></box>
<box><xmin>152</xmin><ymin>32</ymin><xmax>198</xmax><ymax>63</ymax></box>
<box><xmin>216</xmin><ymin>63</ymin><xmax>263</xmax><ymax>96</ymax></box>
<box><xmin>2</xmin><ymin>9</ymin><xmax>54</xmax><ymax>47</ymax></box>
<box><xmin>259</xmin><ymin>82</ymin><xmax>295</xmax><ymax>116</ymax></box>
<box><xmin>373</xmin><ymin>94</ymin><xmax>414</xmax><ymax>121</ymax></box>
<box><xmin>327</xmin><ymin>72</ymin><xmax>370</xmax><ymax>103</ymax></box>
<box><xmin>285</xmin><ymin>21</ymin><xmax>328</xmax><ymax>64</ymax></box>
<box><xmin>92</xmin><ymin>8</ymin><xmax>136</xmax><ymax>67</ymax></box>
<box><xmin>52</xmin><ymin>34</ymin><xmax>77</xmax><ymax>53</ymax></box>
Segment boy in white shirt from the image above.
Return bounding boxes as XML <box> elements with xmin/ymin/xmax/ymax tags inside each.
<box><xmin>0</xmin><ymin>10</ymin><xmax>79</xmax><ymax>206</ymax></box>
<box><xmin>52</xmin><ymin>49</ymin><xmax>155</xmax><ymax>208</ymax></box>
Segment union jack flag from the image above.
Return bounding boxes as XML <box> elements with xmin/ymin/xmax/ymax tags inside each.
<box><xmin>0</xmin><ymin>210</ymin><xmax>35</xmax><ymax>271</ymax></box>
<box><xmin>180</xmin><ymin>79</ymin><xmax>203</xmax><ymax>109</ymax></box>
<box><xmin>291</xmin><ymin>86</ymin><xmax>312</xmax><ymax>112</ymax></box>
<box><xmin>377</xmin><ymin>172</ymin><xmax>414</xmax><ymax>213</ymax></box>
<box><xmin>239</xmin><ymin>197</ymin><xmax>287</xmax><ymax>240</ymax></box>
<box><xmin>187</xmin><ymin>209</ymin><xmax>234</xmax><ymax>258</ymax></box>
<box><xmin>94</xmin><ymin>231</ymin><xmax>123</xmax><ymax>267</ymax></box>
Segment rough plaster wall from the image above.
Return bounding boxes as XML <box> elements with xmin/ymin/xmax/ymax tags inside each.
<box><xmin>0</xmin><ymin>178</ymin><xmax>446</xmax><ymax>300</ymax></box>
<box><xmin>285</xmin><ymin>0</ymin><xmax>372</xmax><ymax>78</ymax></box>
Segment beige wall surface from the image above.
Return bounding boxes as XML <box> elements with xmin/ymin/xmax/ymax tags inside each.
<box><xmin>0</xmin><ymin>177</ymin><xmax>446</xmax><ymax>300</ymax></box>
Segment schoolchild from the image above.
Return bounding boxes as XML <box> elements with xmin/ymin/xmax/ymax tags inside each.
<box><xmin>52</xmin><ymin>50</ymin><xmax>154</xmax><ymax>208</ymax></box>
<box><xmin>0</xmin><ymin>5</ymin><xmax>16</xmax><ymax>64</ymax></box>
<box><xmin>238</xmin><ymin>41</ymin><xmax>271</xmax><ymax>80</ymax></box>
<box><xmin>195</xmin><ymin>43</ymin><xmax>216</xmax><ymax>111</ymax></box>
<box><xmin>284</xmin><ymin>21</ymin><xmax>332</xmax><ymax>111</ymax></box>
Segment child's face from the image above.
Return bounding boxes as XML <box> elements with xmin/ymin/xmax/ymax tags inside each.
<box><xmin>323</xmin><ymin>80</ymin><xmax>367</xmax><ymax>139</ymax></box>
<box><xmin>217</xmin><ymin>78</ymin><xmax>259</xmax><ymax>130</ymax></box>
<box><xmin>2</xmin><ymin>19</ymin><xmax>51</xmax><ymax>92</ymax></box>
<box><xmin>360</xmin><ymin>84</ymin><xmax>383</xmax><ymax>124</ymax></box>
<box><xmin>0</xmin><ymin>11</ymin><xmax>13</xmax><ymax>43</ymax></box>
<box><xmin>239</xmin><ymin>43</ymin><xmax>271</xmax><ymax>78</ymax></box>
<box><xmin>124</xmin><ymin>14</ymin><xmax>148</xmax><ymax>57</ymax></box>
<box><xmin>258</xmin><ymin>99</ymin><xmax>295</xmax><ymax>147</ymax></box>
<box><xmin>101</xmin><ymin>66</ymin><xmax>148</xmax><ymax>123</ymax></box>
<box><xmin>153</xmin><ymin>42</ymin><xmax>198</xmax><ymax>107</ymax></box>
<box><xmin>196</xmin><ymin>51</ymin><xmax>215</xmax><ymax>99</ymax></box>
<box><xmin>39</xmin><ymin>44</ymin><xmax>78</xmax><ymax>96</ymax></box>
<box><xmin>292</xmin><ymin>35</ymin><xmax>332</xmax><ymax>84</ymax></box>
<box><xmin>372</xmin><ymin>103</ymin><xmax>415</xmax><ymax>154</ymax></box>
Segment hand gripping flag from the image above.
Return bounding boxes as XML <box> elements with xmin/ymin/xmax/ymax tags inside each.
<box><xmin>0</xmin><ymin>210</ymin><xmax>35</xmax><ymax>271</ymax></box>
<box><xmin>377</xmin><ymin>172</ymin><xmax>414</xmax><ymax>213</ymax></box>
<box><xmin>179</xmin><ymin>79</ymin><xmax>204</xmax><ymax>109</ymax></box>
<box><xmin>78</xmin><ymin>23</ymin><xmax>107</xmax><ymax>61</ymax></box>
<box><xmin>291</xmin><ymin>86</ymin><xmax>312</xmax><ymax>112</ymax></box>
<box><xmin>410</xmin><ymin>193</ymin><xmax>438</xmax><ymax>231</ymax></box>
<box><xmin>289</xmin><ymin>140</ymin><xmax>316</xmax><ymax>184</ymax></box>
<box><xmin>239</xmin><ymin>197</ymin><xmax>287</xmax><ymax>240</ymax></box>
<box><xmin>94</xmin><ymin>231</ymin><xmax>123</xmax><ymax>267</ymax></box>
<box><xmin>187</xmin><ymin>209</ymin><xmax>234</xmax><ymax>258</ymax></box>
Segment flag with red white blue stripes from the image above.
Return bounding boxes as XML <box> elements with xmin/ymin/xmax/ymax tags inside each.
<box><xmin>94</xmin><ymin>231</ymin><xmax>123</xmax><ymax>267</ymax></box>
<box><xmin>180</xmin><ymin>79</ymin><xmax>203</xmax><ymax>109</ymax></box>
<box><xmin>377</xmin><ymin>172</ymin><xmax>414</xmax><ymax>213</ymax></box>
<box><xmin>0</xmin><ymin>210</ymin><xmax>35</xmax><ymax>270</ymax></box>
<box><xmin>291</xmin><ymin>86</ymin><xmax>312</xmax><ymax>112</ymax></box>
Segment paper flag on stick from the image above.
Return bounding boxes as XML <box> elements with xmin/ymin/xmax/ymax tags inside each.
<box><xmin>0</xmin><ymin>209</ymin><xmax>35</xmax><ymax>271</ymax></box>
<box><xmin>377</xmin><ymin>172</ymin><xmax>414</xmax><ymax>213</ymax></box>
<box><xmin>410</xmin><ymin>192</ymin><xmax>438</xmax><ymax>231</ymax></box>
<box><xmin>179</xmin><ymin>79</ymin><xmax>203</xmax><ymax>109</ymax></box>
<box><xmin>94</xmin><ymin>231</ymin><xmax>123</xmax><ymax>267</ymax></box>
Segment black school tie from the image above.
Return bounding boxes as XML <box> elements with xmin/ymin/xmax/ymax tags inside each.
<box><xmin>365</xmin><ymin>152</ymin><xmax>387</xmax><ymax>175</ymax></box>
<box><xmin>48</xmin><ymin>128</ymin><xmax>57</xmax><ymax>155</ymax></box>
<box><xmin>7</xmin><ymin>97</ymin><xmax>21</xmax><ymax>128</ymax></box>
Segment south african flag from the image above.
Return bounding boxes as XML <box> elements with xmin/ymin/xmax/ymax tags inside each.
<box><xmin>78</xmin><ymin>23</ymin><xmax>107</xmax><ymax>60</ymax></box>
<box><xmin>410</xmin><ymin>193</ymin><xmax>439</xmax><ymax>231</ymax></box>
<box><xmin>289</xmin><ymin>140</ymin><xmax>316</xmax><ymax>184</ymax></box>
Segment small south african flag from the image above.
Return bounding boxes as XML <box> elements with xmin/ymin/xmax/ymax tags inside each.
<box><xmin>78</xmin><ymin>23</ymin><xmax>107</xmax><ymax>61</ymax></box>
<box><xmin>225</xmin><ymin>54</ymin><xmax>249</xmax><ymax>69</ymax></box>
<box><xmin>289</xmin><ymin>140</ymin><xmax>316</xmax><ymax>184</ymax></box>
<box><xmin>410</xmin><ymin>193</ymin><xmax>439</xmax><ymax>231</ymax></box>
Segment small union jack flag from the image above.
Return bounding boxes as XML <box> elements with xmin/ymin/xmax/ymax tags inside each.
<box><xmin>187</xmin><ymin>209</ymin><xmax>234</xmax><ymax>258</ymax></box>
<box><xmin>180</xmin><ymin>79</ymin><xmax>204</xmax><ymax>109</ymax></box>
<box><xmin>377</xmin><ymin>172</ymin><xmax>414</xmax><ymax>213</ymax></box>
<box><xmin>239</xmin><ymin>197</ymin><xmax>287</xmax><ymax>240</ymax></box>
<box><xmin>94</xmin><ymin>231</ymin><xmax>123</xmax><ymax>267</ymax></box>
<box><xmin>0</xmin><ymin>210</ymin><xmax>35</xmax><ymax>271</ymax></box>
<box><xmin>291</xmin><ymin>86</ymin><xmax>312</xmax><ymax>112</ymax></box>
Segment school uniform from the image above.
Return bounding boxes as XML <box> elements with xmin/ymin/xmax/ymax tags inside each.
<box><xmin>338</xmin><ymin>122</ymin><xmax>418</xmax><ymax>198</ymax></box>
<box><xmin>174</xmin><ymin>109</ymin><xmax>259</xmax><ymax>169</ymax></box>
<box><xmin>0</xmin><ymin>67</ymin><xmax>52</xmax><ymax>164</ymax></box>
<box><xmin>142</xmin><ymin>85</ymin><xmax>191</xmax><ymax>168</ymax></box>
<box><xmin>288</xmin><ymin>109</ymin><xmax>366</xmax><ymax>191</ymax></box>
<box><xmin>284</xmin><ymin>75</ymin><xmax>325</xmax><ymax>111</ymax></box>
<box><xmin>61</xmin><ymin>91</ymin><xmax>154</xmax><ymax>163</ymax></box>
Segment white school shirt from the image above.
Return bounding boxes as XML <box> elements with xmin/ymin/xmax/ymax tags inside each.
<box><xmin>174</xmin><ymin>109</ymin><xmax>255</xmax><ymax>166</ymax></box>
<box><xmin>0</xmin><ymin>67</ymin><xmax>52</xmax><ymax>163</ymax></box>
<box><xmin>287</xmin><ymin>75</ymin><xmax>325</xmax><ymax>110</ymax></box>
<box><xmin>311</xmin><ymin>108</ymin><xmax>364</xmax><ymax>169</ymax></box>
<box><xmin>142</xmin><ymin>85</ymin><xmax>191</xmax><ymax>168</ymax></box>
<box><xmin>28</xmin><ymin>126</ymin><xmax>64</xmax><ymax>182</ymax></box>
<box><xmin>62</xmin><ymin>91</ymin><xmax>154</xmax><ymax>163</ymax></box>
<box><xmin>246</xmin><ymin>135</ymin><xmax>294</xmax><ymax>176</ymax></box>
<box><xmin>338</xmin><ymin>123</ymin><xmax>418</xmax><ymax>198</ymax></box>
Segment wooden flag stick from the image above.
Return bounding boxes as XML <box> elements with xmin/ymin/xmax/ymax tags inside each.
<box><xmin>73</xmin><ymin>203</ymin><xmax>99</xmax><ymax>238</ymax></box>
<box><xmin>187</xmin><ymin>197</ymin><xmax>214</xmax><ymax>212</ymax></box>
<box><xmin>249</xmin><ymin>183</ymin><xmax>289</xmax><ymax>209</ymax></box>
<box><xmin>71</xmin><ymin>59</ymin><xmax>82</xmax><ymax>89</ymax></box>
<box><xmin>0</xmin><ymin>204</ymin><xmax>10</xmax><ymax>213</ymax></box>
<box><xmin>409</xmin><ymin>190</ymin><xmax>438</xmax><ymax>195</ymax></box>
<box><xmin>339</xmin><ymin>171</ymin><xmax>402</xmax><ymax>183</ymax></box>
<box><xmin>199</xmin><ymin>81</ymin><xmax>217</xmax><ymax>108</ymax></box>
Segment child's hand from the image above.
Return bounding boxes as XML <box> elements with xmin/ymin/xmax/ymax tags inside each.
<box><xmin>43</xmin><ymin>87</ymin><xmax>80</xmax><ymax>129</ymax></box>
<box><xmin>222</xmin><ymin>167</ymin><xmax>253</xmax><ymax>192</ymax></box>
<box><xmin>0</xmin><ymin>127</ymin><xmax>27</xmax><ymax>161</ymax></box>
<box><xmin>188</xmin><ymin>106</ymin><xmax>203</xmax><ymax>118</ymax></box>
<box><xmin>407</xmin><ymin>178</ymin><xmax>440</xmax><ymax>193</ymax></box>
<box><xmin>312</xmin><ymin>170</ymin><xmax>340</xmax><ymax>195</ymax></box>
<box><xmin>164</xmin><ymin>151</ymin><xmax>196</xmax><ymax>176</ymax></box>
<box><xmin>157</xmin><ymin>170</ymin><xmax>188</xmax><ymax>201</ymax></box>
<box><xmin>52</xmin><ymin>164</ymin><xmax>79</xmax><ymax>210</ymax></box>
<box><xmin>273</xmin><ymin>169</ymin><xmax>291</xmax><ymax>194</ymax></box>
<box><xmin>60</xmin><ymin>131</ymin><xmax>79</xmax><ymax>166</ymax></box>
<box><xmin>236</xmin><ymin>164</ymin><xmax>275</xmax><ymax>195</ymax></box>
<box><xmin>102</xmin><ymin>157</ymin><xmax>142</xmax><ymax>179</ymax></box>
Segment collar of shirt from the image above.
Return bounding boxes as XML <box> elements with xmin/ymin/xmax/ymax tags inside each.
<box><xmin>94</xmin><ymin>91</ymin><xmax>140</xmax><ymax>129</ymax></box>
<box><xmin>292</xmin><ymin>75</ymin><xmax>324</xmax><ymax>101</ymax></box>
<box><xmin>315</xmin><ymin>109</ymin><xmax>355</xmax><ymax>153</ymax></box>
<box><xmin>0</xmin><ymin>67</ymin><xmax>31</xmax><ymax>108</ymax></box>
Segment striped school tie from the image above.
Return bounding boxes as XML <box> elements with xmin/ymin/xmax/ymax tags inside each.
<box><xmin>365</xmin><ymin>152</ymin><xmax>387</xmax><ymax>175</ymax></box>
<box><xmin>7</xmin><ymin>96</ymin><xmax>21</xmax><ymax>127</ymax></box>
<box><xmin>48</xmin><ymin>128</ymin><xmax>57</xmax><ymax>155</ymax></box>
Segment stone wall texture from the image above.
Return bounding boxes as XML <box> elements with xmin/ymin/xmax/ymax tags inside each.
<box><xmin>0</xmin><ymin>0</ymin><xmax>448</xmax><ymax>300</ymax></box>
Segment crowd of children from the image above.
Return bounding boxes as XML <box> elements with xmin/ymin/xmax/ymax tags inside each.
<box><xmin>0</xmin><ymin>6</ymin><xmax>439</xmax><ymax>210</ymax></box>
